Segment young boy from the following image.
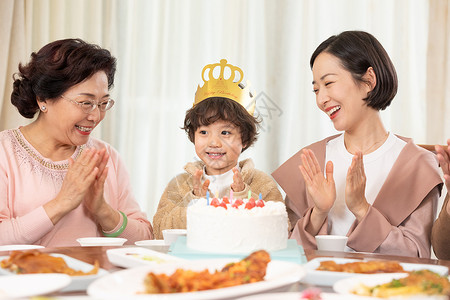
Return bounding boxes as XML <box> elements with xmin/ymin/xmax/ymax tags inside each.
<box><xmin>152</xmin><ymin>59</ymin><xmax>283</xmax><ymax>239</ymax></box>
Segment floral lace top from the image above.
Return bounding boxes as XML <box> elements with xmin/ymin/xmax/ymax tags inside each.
<box><xmin>9</xmin><ymin>128</ymin><xmax>86</xmax><ymax>184</ymax></box>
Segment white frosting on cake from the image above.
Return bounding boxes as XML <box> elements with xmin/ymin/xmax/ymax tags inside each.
<box><xmin>186</xmin><ymin>198</ymin><xmax>288</xmax><ymax>253</ymax></box>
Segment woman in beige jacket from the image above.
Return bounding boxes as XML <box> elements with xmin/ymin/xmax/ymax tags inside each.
<box><xmin>272</xmin><ymin>31</ymin><xmax>442</xmax><ymax>258</ymax></box>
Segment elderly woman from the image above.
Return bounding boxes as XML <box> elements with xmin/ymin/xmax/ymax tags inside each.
<box><xmin>0</xmin><ymin>38</ymin><xmax>153</xmax><ymax>247</ymax></box>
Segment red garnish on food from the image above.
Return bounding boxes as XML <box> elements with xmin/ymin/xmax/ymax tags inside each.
<box><xmin>222</xmin><ymin>197</ymin><xmax>230</xmax><ymax>204</ymax></box>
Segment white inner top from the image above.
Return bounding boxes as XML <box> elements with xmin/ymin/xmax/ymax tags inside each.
<box><xmin>325</xmin><ymin>133</ymin><xmax>406</xmax><ymax>236</ymax></box>
<box><xmin>203</xmin><ymin>164</ymin><xmax>239</xmax><ymax>198</ymax></box>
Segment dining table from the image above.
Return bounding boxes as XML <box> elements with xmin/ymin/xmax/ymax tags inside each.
<box><xmin>1</xmin><ymin>244</ymin><xmax>449</xmax><ymax>299</ymax></box>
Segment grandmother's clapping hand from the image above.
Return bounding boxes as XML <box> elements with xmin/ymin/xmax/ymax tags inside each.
<box><xmin>44</xmin><ymin>148</ymin><xmax>121</xmax><ymax>230</ymax></box>
<box><xmin>44</xmin><ymin>148</ymin><xmax>103</xmax><ymax>224</ymax></box>
<box><xmin>82</xmin><ymin>148</ymin><xmax>109</xmax><ymax>214</ymax></box>
<box><xmin>81</xmin><ymin>148</ymin><xmax>121</xmax><ymax>232</ymax></box>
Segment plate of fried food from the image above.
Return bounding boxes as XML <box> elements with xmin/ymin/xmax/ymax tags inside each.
<box><xmin>333</xmin><ymin>270</ymin><xmax>450</xmax><ymax>299</ymax></box>
<box><xmin>87</xmin><ymin>250</ymin><xmax>305</xmax><ymax>300</ymax></box>
<box><xmin>301</xmin><ymin>257</ymin><xmax>449</xmax><ymax>287</ymax></box>
<box><xmin>0</xmin><ymin>249</ymin><xmax>109</xmax><ymax>292</ymax></box>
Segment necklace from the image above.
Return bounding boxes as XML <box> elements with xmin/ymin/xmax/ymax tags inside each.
<box><xmin>346</xmin><ymin>132</ymin><xmax>389</xmax><ymax>155</ymax></box>
<box><xmin>14</xmin><ymin>128</ymin><xmax>84</xmax><ymax>170</ymax></box>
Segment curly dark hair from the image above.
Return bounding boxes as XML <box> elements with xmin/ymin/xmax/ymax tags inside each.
<box><xmin>182</xmin><ymin>97</ymin><xmax>259</xmax><ymax>152</ymax></box>
<box><xmin>310</xmin><ymin>30</ymin><xmax>398</xmax><ymax>111</ymax></box>
<box><xmin>11</xmin><ymin>38</ymin><xmax>117</xmax><ymax>118</ymax></box>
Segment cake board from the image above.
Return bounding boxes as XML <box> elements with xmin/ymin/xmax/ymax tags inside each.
<box><xmin>169</xmin><ymin>237</ymin><xmax>307</xmax><ymax>264</ymax></box>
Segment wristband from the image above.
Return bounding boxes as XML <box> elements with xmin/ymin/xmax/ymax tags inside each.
<box><xmin>103</xmin><ymin>211</ymin><xmax>128</xmax><ymax>237</ymax></box>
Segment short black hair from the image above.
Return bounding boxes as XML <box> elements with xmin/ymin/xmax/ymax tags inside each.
<box><xmin>182</xmin><ymin>97</ymin><xmax>259</xmax><ymax>152</ymax></box>
<box><xmin>310</xmin><ymin>30</ymin><xmax>397</xmax><ymax>110</ymax></box>
<box><xmin>11</xmin><ymin>38</ymin><xmax>116</xmax><ymax>118</ymax></box>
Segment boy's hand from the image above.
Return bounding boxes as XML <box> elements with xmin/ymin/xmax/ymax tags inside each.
<box><xmin>193</xmin><ymin>169</ymin><xmax>210</xmax><ymax>196</ymax></box>
<box><xmin>231</xmin><ymin>167</ymin><xmax>245</xmax><ymax>192</ymax></box>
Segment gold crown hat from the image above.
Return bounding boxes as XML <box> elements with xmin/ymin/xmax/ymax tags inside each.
<box><xmin>193</xmin><ymin>59</ymin><xmax>256</xmax><ymax>115</ymax></box>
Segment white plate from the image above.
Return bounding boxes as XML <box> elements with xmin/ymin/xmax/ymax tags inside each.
<box><xmin>88</xmin><ymin>258</ymin><xmax>305</xmax><ymax>299</ymax></box>
<box><xmin>301</xmin><ymin>257</ymin><xmax>449</xmax><ymax>287</ymax></box>
<box><xmin>106</xmin><ymin>247</ymin><xmax>185</xmax><ymax>268</ymax></box>
<box><xmin>333</xmin><ymin>273</ymin><xmax>449</xmax><ymax>299</ymax></box>
<box><xmin>135</xmin><ymin>240</ymin><xmax>167</xmax><ymax>246</ymax></box>
<box><xmin>236</xmin><ymin>291</ymin><xmax>374</xmax><ymax>300</ymax></box>
<box><xmin>0</xmin><ymin>253</ymin><xmax>109</xmax><ymax>292</ymax></box>
<box><xmin>0</xmin><ymin>245</ymin><xmax>44</xmax><ymax>252</ymax></box>
<box><xmin>76</xmin><ymin>237</ymin><xmax>127</xmax><ymax>246</ymax></box>
<box><xmin>0</xmin><ymin>273</ymin><xmax>71</xmax><ymax>299</ymax></box>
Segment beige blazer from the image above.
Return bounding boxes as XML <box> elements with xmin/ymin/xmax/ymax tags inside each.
<box><xmin>272</xmin><ymin>135</ymin><xmax>442</xmax><ymax>258</ymax></box>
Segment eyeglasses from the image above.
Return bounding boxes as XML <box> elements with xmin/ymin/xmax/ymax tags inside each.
<box><xmin>61</xmin><ymin>95</ymin><xmax>115</xmax><ymax>114</ymax></box>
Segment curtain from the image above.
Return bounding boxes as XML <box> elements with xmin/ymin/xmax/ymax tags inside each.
<box><xmin>0</xmin><ymin>0</ymin><xmax>28</xmax><ymax>130</ymax></box>
<box><xmin>427</xmin><ymin>0</ymin><xmax>450</xmax><ymax>220</ymax></box>
<box><xmin>0</xmin><ymin>0</ymin><xmax>442</xmax><ymax>222</ymax></box>
<box><xmin>427</xmin><ymin>0</ymin><xmax>450</xmax><ymax>144</ymax></box>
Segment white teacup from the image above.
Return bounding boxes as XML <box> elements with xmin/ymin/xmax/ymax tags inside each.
<box><xmin>162</xmin><ymin>229</ymin><xmax>187</xmax><ymax>245</ymax></box>
<box><xmin>315</xmin><ymin>235</ymin><xmax>348</xmax><ymax>252</ymax></box>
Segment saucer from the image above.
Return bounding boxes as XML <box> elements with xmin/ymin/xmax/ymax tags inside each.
<box><xmin>135</xmin><ymin>240</ymin><xmax>166</xmax><ymax>246</ymax></box>
<box><xmin>76</xmin><ymin>237</ymin><xmax>127</xmax><ymax>246</ymax></box>
<box><xmin>0</xmin><ymin>245</ymin><xmax>45</xmax><ymax>252</ymax></box>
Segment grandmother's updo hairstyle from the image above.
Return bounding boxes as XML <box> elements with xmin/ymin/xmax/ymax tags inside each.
<box><xmin>11</xmin><ymin>38</ymin><xmax>116</xmax><ymax>118</ymax></box>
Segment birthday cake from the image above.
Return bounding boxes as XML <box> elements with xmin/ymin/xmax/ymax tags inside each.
<box><xmin>186</xmin><ymin>196</ymin><xmax>288</xmax><ymax>253</ymax></box>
